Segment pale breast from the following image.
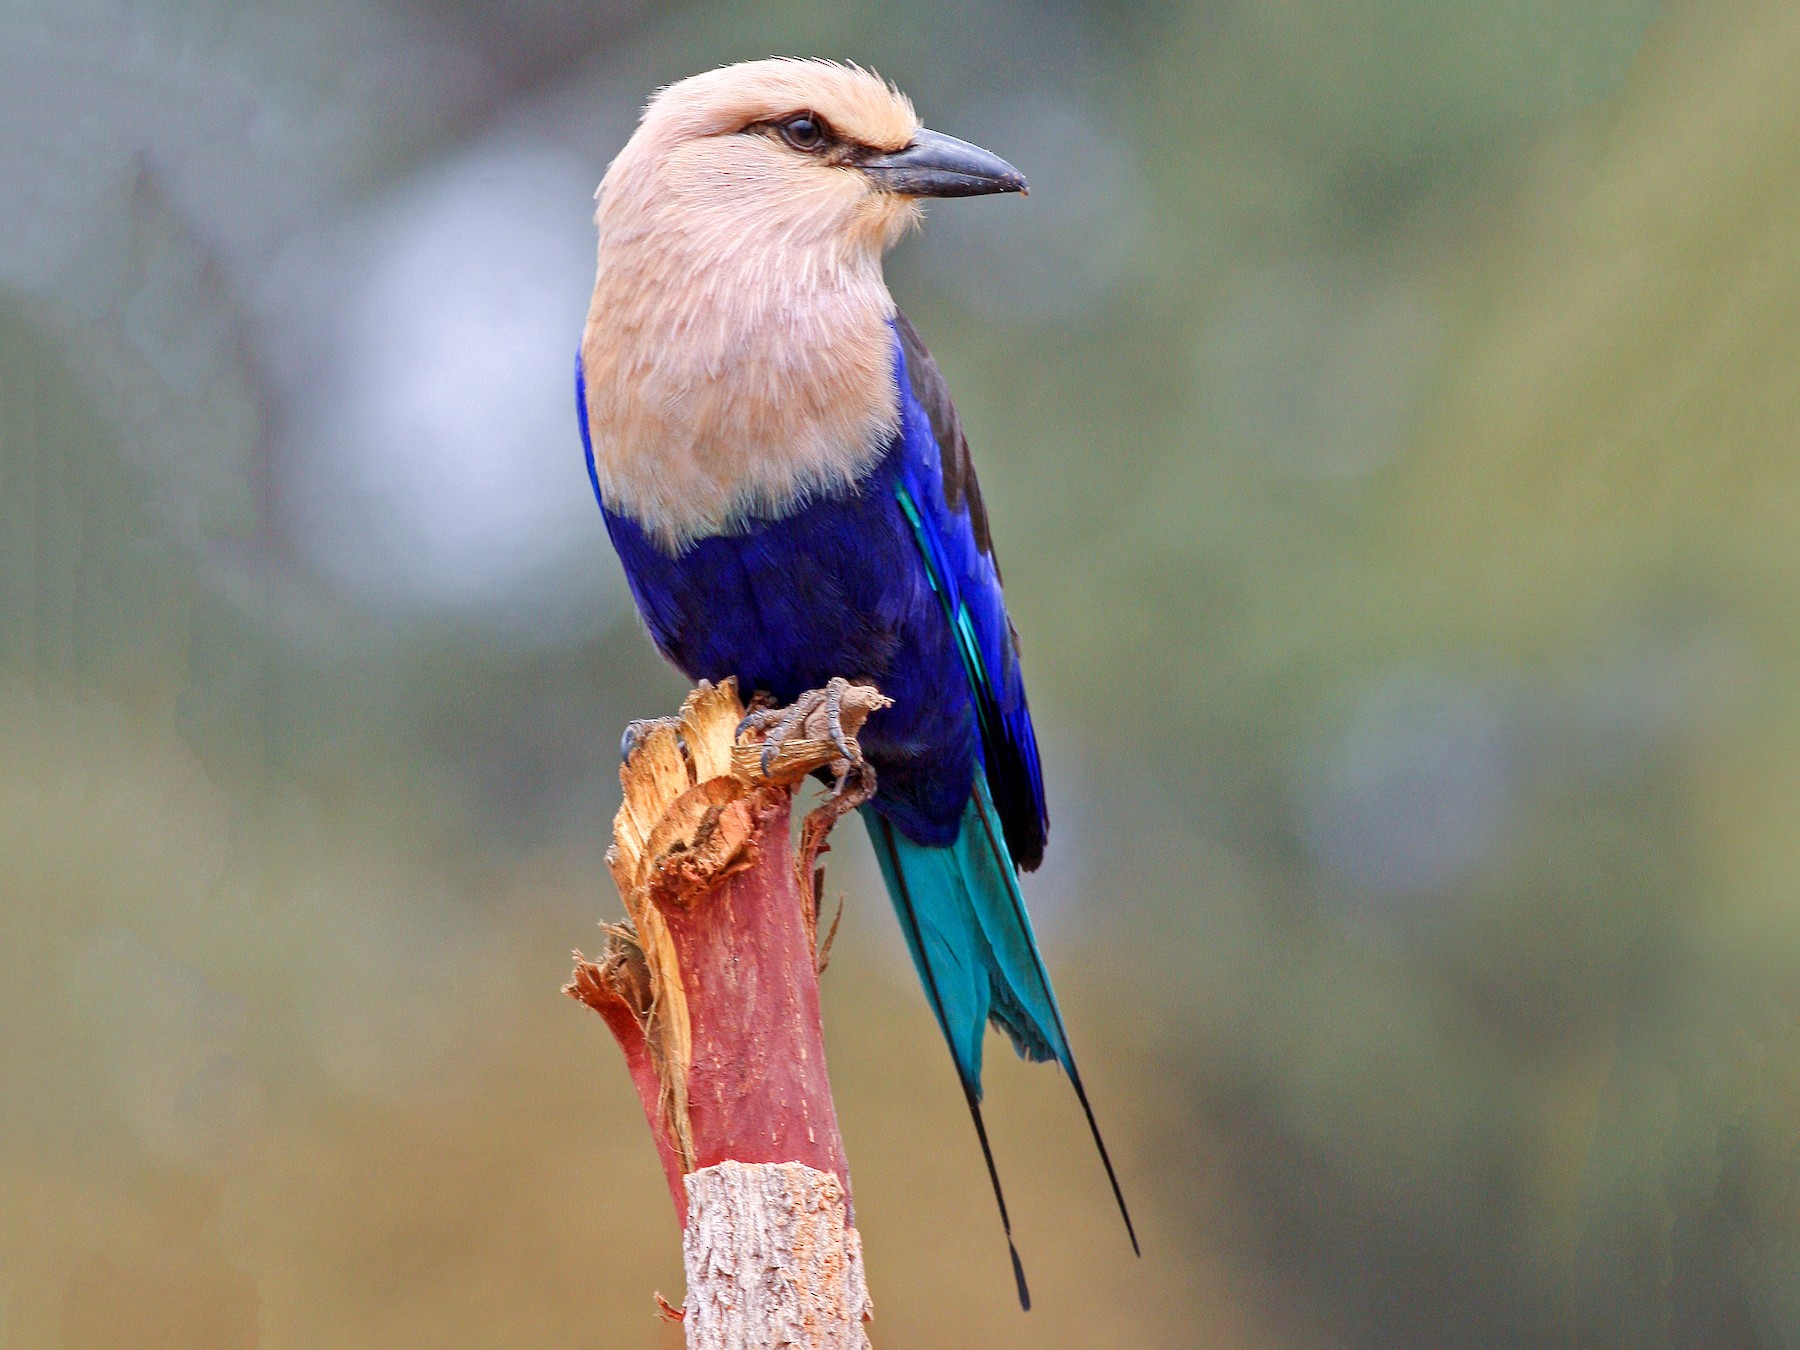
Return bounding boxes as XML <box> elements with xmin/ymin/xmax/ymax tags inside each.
<box><xmin>580</xmin><ymin>186</ymin><xmax>904</xmax><ymax>551</ymax></box>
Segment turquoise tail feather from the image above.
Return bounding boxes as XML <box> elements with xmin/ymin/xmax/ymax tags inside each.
<box><xmin>863</xmin><ymin>773</ymin><xmax>1140</xmax><ymax>1302</ymax></box>
<box><xmin>867</xmin><ymin>776</ymin><xmax>1063</xmax><ymax>1085</ymax></box>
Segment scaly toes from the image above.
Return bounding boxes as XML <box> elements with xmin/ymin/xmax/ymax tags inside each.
<box><xmin>757</xmin><ymin>690</ymin><xmax>825</xmax><ymax>777</ymax></box>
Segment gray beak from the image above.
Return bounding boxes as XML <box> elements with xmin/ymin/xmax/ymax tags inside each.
<box><xmin>858</xmin><ymin>128</ymin><xmax>1028</xmax><ymax>198</ymax></box>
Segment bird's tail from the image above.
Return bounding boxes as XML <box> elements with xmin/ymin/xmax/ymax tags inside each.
<box><xmin>862</xmin><ymin>774</ymin><xmax>1138</xmax><ymax>1310</ymax></box>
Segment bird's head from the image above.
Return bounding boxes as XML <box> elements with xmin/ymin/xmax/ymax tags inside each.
<box><xmin>583</xmin><ymin>60</ymin><xmax>1025</xmax><ymax>547</ymax></box>
<box><xmin>596</xmin><ymin>59</ymin><xmax>1026</xmax><ymax>264</ymax></box>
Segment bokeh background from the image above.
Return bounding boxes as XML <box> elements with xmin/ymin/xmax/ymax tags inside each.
<box><xmin>6</xmin><ymin>0</ymin><xmax>1800</xmax><ymax>1344</ymax></box>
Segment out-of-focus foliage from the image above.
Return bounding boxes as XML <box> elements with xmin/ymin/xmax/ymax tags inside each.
<box><xmin>6</xmin><ymin>0</ymin><xmax>1800</xmax><ymax>1345</ymax></box>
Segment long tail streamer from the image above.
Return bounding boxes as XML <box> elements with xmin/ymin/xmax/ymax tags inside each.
<box><xmin>866</xmin><ymin>782</ymin><xmax>1138</xmax><ymax>1309</ymax></box>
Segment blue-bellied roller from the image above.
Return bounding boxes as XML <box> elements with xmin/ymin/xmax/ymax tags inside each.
<box><xmin>576</xmin><ymin>59</ymin><xmax>1136</xmax><ymax>1305</ymax></box>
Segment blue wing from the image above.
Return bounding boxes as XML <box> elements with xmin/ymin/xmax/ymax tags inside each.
<box><xmin>875</xmin><ymin>314</ymin><xmax>1138</xmax><ymax>1262</ymax></box>
<box><xmin>890</xmin><ymin>312</ymin><xmax>1048</xmax><ymax>872</ymax></box>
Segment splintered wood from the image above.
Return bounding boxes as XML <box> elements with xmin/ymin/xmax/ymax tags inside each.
<box><xmin>566</xmin><ymin>678</ymin><xmax>880</xmax><ymax>1345</ymax></box>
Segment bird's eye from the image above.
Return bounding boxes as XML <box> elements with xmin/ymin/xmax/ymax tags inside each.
<box><xmin>778</xmin><ymin>113</ymin><xmax>828</xmax><ymax>153</ymax></box>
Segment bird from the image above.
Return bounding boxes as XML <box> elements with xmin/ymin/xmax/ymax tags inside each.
<box><xmin>576</xmin><ymin>58</ymin><xmax>1135</xmax><ymax>1305</ymax></box>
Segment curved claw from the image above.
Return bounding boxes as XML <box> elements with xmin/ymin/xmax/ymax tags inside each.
<box><xmin>619</xmin><ymin>719</ymin><xmax>652</xmax><ymax>764</ymax></box>
<box><xmin>734</xmin><ymin>690</ymin><xmax>781</xmax><ymax>744</ymax></box>
<box><xmin>621</xmin><ymin>716</ymin><xmax>685</xmax><ymax>765</ymax></box>
<box><xmin>753</xmin><ymin>690</ymin><xmax>824</xmax><ymax>778</ymax></box>
<box><xmin>822</xmin><ymin>678</ymin><xmax>856</xmax><ymax>767</ymax></box>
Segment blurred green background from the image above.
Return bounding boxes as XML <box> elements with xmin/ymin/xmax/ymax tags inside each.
<box><xmin>7</xmin><ymin>0</ymin><xmax>1800</xmax><ymax>1344</ymax></box>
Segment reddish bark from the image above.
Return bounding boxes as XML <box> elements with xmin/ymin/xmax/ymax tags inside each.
<box><xmin>567</xmin><ymin>680</ymin><xmax>879</xmax><ymax>1229</ymax></box>
<box><xmin>565</xmin><ymin>949</ymin><xmax>687</xmax><ymax>1207</ymax></box>
<box><xmin>659</xmin><ymin>791</ymin><xmax>850</xmax><ymax>1222</ymax></box>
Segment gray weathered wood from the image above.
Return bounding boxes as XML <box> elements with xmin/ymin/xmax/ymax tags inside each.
<box><xmin>682</xmin><ymin>1159</ymin><xmax>872</xmax><ymax>1349</ymax></box>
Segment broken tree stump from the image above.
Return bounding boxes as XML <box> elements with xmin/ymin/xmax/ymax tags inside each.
<box><xmin>567</xmin><ymin>678</ymin><xmax>889</xmax><ymax>1348</ymax></box>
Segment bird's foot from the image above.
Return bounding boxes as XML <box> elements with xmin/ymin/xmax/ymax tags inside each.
<box><xmin>733</xmin><ymin>678</ymin><xmax>891</xmax><ymax>799</ymax></box>
<box><xmin>788</xmin><ymin>685</ymin><xmax>882</xmax><ymax>941</ymax></box>
<box><xmin>726</xmin><ymin>678</ymin><xmax>891</xmax><ymax>945</ymax></box>
<box><xmin>733</xmin><ymin>689</ymin><xmax>780</xmax><ymax>745</ymax></box>
<box><xmin>620</xmin><ymin>716</ymin><xmax>682</xmax><ymax>765</ymax></box>
<box><xmin>741</xmin><ymin>677</ymin><xmax>861</xmax><ymax>780</ymax></box>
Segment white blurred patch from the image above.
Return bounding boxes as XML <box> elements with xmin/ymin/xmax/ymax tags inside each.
<box><xmin>273</xmin><ymin>132</ymin><xmax>627</xmax><ymax>643</ymax></box>
<box><xmin>905</xmin><ymin>93</ymin><xmax>1143</xmax><ymax>320</ymax></box>
<box><xmin>1202</xmin><ymin>260</ymin><xmax>1440</xmax><ymax>478</ymax></box>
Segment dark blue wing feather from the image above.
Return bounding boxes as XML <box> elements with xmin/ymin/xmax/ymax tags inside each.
<box><xmin>891</xmin><ymin>313</ymin><xmax>1048</xmax><ymax>871</ymax></box>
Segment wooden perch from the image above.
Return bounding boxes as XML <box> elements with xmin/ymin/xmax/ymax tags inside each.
<box><xmin>567</xmin><ymin>678</ymin><xmax>888</xmax><ymax>1348</ymax></box>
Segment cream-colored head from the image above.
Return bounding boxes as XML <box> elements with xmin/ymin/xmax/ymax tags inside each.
<box><xmin>580</xmin><ymin>59</ymin><xmax>1024</xmax><ymax>549</ymax></box>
